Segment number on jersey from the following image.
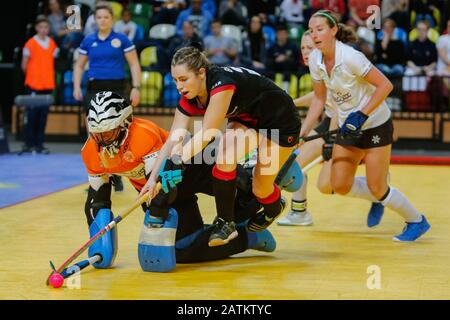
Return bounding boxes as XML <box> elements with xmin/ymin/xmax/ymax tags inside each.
<box><xmin>223</xmin><ymin>66</ymin><xmax>261</xmax><ymax>76</ymax></box>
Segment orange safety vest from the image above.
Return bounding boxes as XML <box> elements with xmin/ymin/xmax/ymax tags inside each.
<box><xmin>24</xmin><ymin>36</ymin><xmax>58</xmax><ymax>91</ymax></box>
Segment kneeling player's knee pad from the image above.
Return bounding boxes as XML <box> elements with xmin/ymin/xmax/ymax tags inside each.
<box><xmin>138</xmin><ymin>208</ymin><xmax>178</xmax><ymax>272</ymax></box>
<box><xmin>278</xmin><ymin>161</ymin><xmax>304</xmax><ymax>192</ymax></box>
<box><xmin>88</xmin><ymin>209</ymin><xmax>118</xmax><ymax>269</ymax></box>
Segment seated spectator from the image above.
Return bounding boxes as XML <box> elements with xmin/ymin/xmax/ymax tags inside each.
<box><xmin>374</xmin><ymin>18</ymin><xmax>406</xmax><ymax>77</ymax></box>
<box><xmin>47</xmin><ymin>0</ymin><xmax>66</xmax><ymax>42</ymax></box>
<box><xmin>201</xmin><ymin>0</ymin><xmax>217</xmax><ymax>17</ymax></box>
<box><xmin>84</xmin><ymin>0</ymin><xmax>101</xmax><ymax>36</ymax></box>
<box><xmin>175</xmin><ymin>0</ymin><xmax>213</xmax><ymax>38</ymax></box>
<box><xmin>167</xmin><ymin>20</ymin><xmax>203</xmax><ymax>61</ymax></box>
<box><xmin>280</xmin><ymin>0</ymin><xmax>305</xmax><ymax>27</ymax></box>
<box><xmin>387</xmin><ymin>0</ymin><xmax>410</xmax><ymax>32</ymax></box>
<box><xmin>405</xmin><ymin>20</ymin><xmax>437</xmax><ymax>76</ymax></box>
<box><xmin>410</xmin><ymin>0</ymin><xmax>438</xmax><ymax>29</ymax></box>
<box><xmin>47</xmin><ymin>0</ymin><xmax>84</xmax><ymax>54</ymax></box>
<box><xmin>240</xmin><ymin>15</ymin><xmax>267</xmax><ymax>72</ymax></box>
<box><xmin>436</xmin><ymin>19</ymin><xmax>450</xmax><ymax>75</ymax></box>
<box><xmin>247</xmin><ymin>0</ymin><xmax>277</xmax><ymax>27</ymax></box>
<box><xmin>152</xmin><ymin>0</ymin><xmax>183</xmax><ymax>25</ymax></box>
<box><xmin>219</xmin><ymin>0</ymin><xmax>247</xmax><ymax>27</ymax></box>
<box><xmin>114</xmin><ymin>9</ymin><xmax>137</xmax><ymax>41</ymax></box>
<box><xmin>75</xmin><ymin>0</ymin><xmax>96</xmax><ymax>9</ymax></box>
<box><xmin>204</xmin><ymin>19</ymin><xmax>238</xmax><ymax>66</ymax></box>
<box><xmin>247</xmin><ymin>0</ymin><xmax>277</xmax><ymax>18</ymax></box>
<box><xmin>307</xmin><ymin>0</ymin><xmax>346</xmax><ymax>23</ymax></box>
<box><xmin>357</xmin><ymin>26</ymin><xmax>376</xmax><ymax>60</ymax></box>
<box><xmin>347</xmin><ymin>0</ymin><xmax>380</xmax><ymax>28</ymax></box>
<box><xmin>267</xmin><ymin>25</ymin><xmax>300</xmax><ymax>81</ymax></box>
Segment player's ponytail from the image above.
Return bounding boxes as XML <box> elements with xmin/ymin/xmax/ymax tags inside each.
<box><xmin>172</xmin><ymin>43</ymin><xmax>211</xmax><ymax>72</ymax></box>
<box><xmin>312</xmin><ymin>10</ymin><xmax>358</xmax><ymax>45</ymax></box>
<box><xmin>336</xmin><ymin>23</ymin><xmax>358</xmax><ymax>44</ymax></box>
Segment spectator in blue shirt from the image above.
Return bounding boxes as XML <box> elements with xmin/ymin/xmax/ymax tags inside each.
<box><xmin>167</xmin><ymin>20</ymin><xmax>203</xmax><ymax>61</ymax></box>
<box><xmin>73</xmin><ymin>2</ymin><xmax>142</xmax><ymax>193</ymax></box>
<box><xmin>204</xmin><ymin>19</ymin><xmax>238</xmax><ymax>66</ymax></box>
<box><xmin>73</xmin><ymin>2</ymin><xmax>141</xmax><ymax>107</ymax></box>
<box><xmin>175</xmin><ymin>0</ymin><xmax>213</xmax><ymax>38</ymax></box>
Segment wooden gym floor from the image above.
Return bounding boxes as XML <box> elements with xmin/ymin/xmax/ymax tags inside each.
<box><xmin>0</xmin><ymin>164</ymin><xmax>449</xmax><ymax>300</ymax></box>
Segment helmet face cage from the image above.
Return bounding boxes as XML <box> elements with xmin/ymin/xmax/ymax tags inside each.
<box><xmin>90</xmin><ymin>127</ymin><xmax>123</xmax><ymax>147</ymax></box>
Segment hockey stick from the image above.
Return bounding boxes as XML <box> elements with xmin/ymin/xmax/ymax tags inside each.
<box><xmin>302</xmin><ymin>155</ymin><xmax>324</xmax><ymax>173</ymax></box>
<box><xmin>46</xmin><ymin>183</ymin><xmax>161</xmax><ymax>285</ymax></box>
<box><xmin>275</xmin><ymin>129</ymin><xmax>337</xmax><ymax>185</ymax></box>
<box><xmin>302</xmin><ymin>129</ymin><xmax>338</xmax><ymax>142</ymax></box>
<box><xmin>58</xmin><ymin>255</ymin><xmax>102</xmax><ymax>279</ymax></box>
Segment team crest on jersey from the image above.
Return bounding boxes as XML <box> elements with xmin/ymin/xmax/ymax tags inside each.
<box><xmin>123</xmin><ymin>151</ymin><xmax>135</xmax><ymax>162</ymax></box>
<box><xmin>111</xmin><ymin>38</ymin><xmax>121</xmax><ymax>48</ymax></box>
<box><xmin>92</xmin><ymin>42</ymin><xmax>98</xmax><ymax>47</ymax></box>
<box><xmin>334</xmin><ymin>91</ymin><xmax>352</xmax><ymax>105</ymax></box>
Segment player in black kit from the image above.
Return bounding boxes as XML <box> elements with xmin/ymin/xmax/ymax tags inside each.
<box><xmin>141</xmin><ymin>44</ymin><xmax>301</xmax><ymax>247</ymax></box>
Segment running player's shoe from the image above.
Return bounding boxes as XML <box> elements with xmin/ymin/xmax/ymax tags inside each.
<box><xmin>277</xmin><ymin>210</ymin><xmax>313</xmax><ymax>226</ymax></box>
<box><xmin>247</xmin><ymin>197</ymin><xmax>286</xmax><ymax>232</ymax></box>
<box><xmin>393</xmin><ymin>215</ymin><xmax>430</xmax><ymax>242</ymax></box>
<box><xmin>208</xmin><ymin>217</ymin><xmax>238</xmax><ymax>247</ymax></box>
<box><xmin>367</xmin><ymin>202</ymin><xmax>385</xmax><ymax>228</ymax></box>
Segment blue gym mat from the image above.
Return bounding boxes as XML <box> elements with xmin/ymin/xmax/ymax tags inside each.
<box><xmin>0</xmin><ymin>154</ymin><xmax>87</xmax><ymax>209</ymax></box>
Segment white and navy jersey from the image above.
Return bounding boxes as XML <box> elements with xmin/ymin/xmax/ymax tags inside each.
<box><xmin>177</xmin><ymin>66</ymin><xmax>289</xmax><ymax>126</ymax></box>
<box><xmin>309</xmin><ymin>41</ymin><xmax>391</xmax><ymax>130</ymax></box>
<box><xmin>324</xmin><ymin>89</ymin><xmax>336</xmax><ymax>119</ymax></box>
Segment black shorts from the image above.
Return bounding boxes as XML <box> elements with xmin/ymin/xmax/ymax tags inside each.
<box><xmin>228</xmin><ymin>90</ymin><xmax>301</xmax><ymax>148</ymax></box>
<box><xmin>335</xmin><ymin>118</ymin><xmax>394</xmax><ymax>149</ymax></box>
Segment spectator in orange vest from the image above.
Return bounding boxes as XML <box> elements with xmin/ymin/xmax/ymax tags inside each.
<box><xmin>20</xmin><ymin>15</ymin><xmax>59</xmax><ymax>155</ymax></box>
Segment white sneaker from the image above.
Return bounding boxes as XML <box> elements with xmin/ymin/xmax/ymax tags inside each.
<box><xmin>277</xmin><ymin>211</ymin><xmax>313</xmax><ymax>226</ymax></box>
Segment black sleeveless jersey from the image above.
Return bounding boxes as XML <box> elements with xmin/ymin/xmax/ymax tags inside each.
<box><xmin>177</xmin><ymin>66</ymin><xmax>286</xmax><ymax>122</ymax></box>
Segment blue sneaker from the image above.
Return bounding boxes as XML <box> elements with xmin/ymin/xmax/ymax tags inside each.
<box><xmin>393</xmin><ymin>215</ymin><xmax>430</xmax><ymax>242</ymax></box>
<box><xmin>367</xmin><ymin>202</ymin><xmax>385</xmax><ymax>228</ymax></box>
<box><xmin>248</xmin><ymin>229</ymin><xmax>276</xmax><ymax>252</ymax></box>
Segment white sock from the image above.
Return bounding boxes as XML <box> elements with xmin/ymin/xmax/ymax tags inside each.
<box><xmin>292</xmin><ymin>173</ymin><xmax>307</xmax><ymax>212</ymax></box>
<box><xmin>347</xmin><ymin>176</ymin><xmax>377</xmax><ymax>202</ymax></box>
<box><xmin>381</xmin><ymin>187</ymin><xmax>422</xmax><ymax>223</ymax></box>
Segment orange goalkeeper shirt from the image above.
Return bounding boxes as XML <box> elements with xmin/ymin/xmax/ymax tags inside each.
<box><xmin>82</xmin><ymin>118</ymin><xmax>169</xmax><ymax>191</ymax></box>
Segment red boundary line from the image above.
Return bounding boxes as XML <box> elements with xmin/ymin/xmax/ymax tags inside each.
<box><xmin>390</xmin><ymin>155</ymin><xmax>450</xmax><ymax>165</ymax></box>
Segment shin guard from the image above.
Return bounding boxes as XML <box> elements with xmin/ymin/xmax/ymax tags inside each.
<box><xmin>88</xmin><ymin>209</ymin><xmax>118</xmax><ymax>269</ymax></box>
<box><xmin>138</xmin><ymin>208</ymin><xmax>178</xmax><ymax>272</ymax></box>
